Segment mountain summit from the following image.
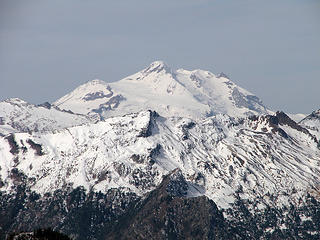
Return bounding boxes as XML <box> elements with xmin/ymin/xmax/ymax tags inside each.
<box><xmin>141</xmin><ymin>60</ymin><xmax>171</xmax><ymax>74</ymax></box>
<box><xmin>53</xmin><ymin>61</ymin><xmax>269</xmax><ymax>119</ymax></box>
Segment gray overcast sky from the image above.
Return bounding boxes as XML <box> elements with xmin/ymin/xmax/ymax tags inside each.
<box><xmin>0</xmin><ymin>0</ymin><xmax>319</xmax><ymax>114</ymax></box>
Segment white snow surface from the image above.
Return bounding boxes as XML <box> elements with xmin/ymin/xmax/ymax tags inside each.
<box><xmin>54</xmin><ymin>61</ymin><xmax>270</xmax><ymax>120</ymax></box>
<box><xmin>1</xmin><ymin>110</ymin><xmax>319</xmax><ymax>209</ymax></box>
<box><xmin>0</xmin><ymin>98</ymin><xmax>92</xmax><ymax>135</ymax></box>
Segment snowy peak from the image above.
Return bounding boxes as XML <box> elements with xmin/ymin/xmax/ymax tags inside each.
<box><xmin>141</xmin><ymin>60</ymin><xmax>171</xmax><ymax>75</ymax></box>
<box><xmin>53</xmin><ymin>61</ymin><xmax>270</xmax><ymax>120</ymax></box>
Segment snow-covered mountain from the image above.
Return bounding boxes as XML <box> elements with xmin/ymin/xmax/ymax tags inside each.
<box><xmin>1</xmin><ymin>110</ymin><xmax>319</xmax><ymax>210</ymax></box>
<box><xmin>300</xmin><ymin>109</ymin><xmax>320</xmax><ymax>139</ymax></box>
<box><xmin>54</xmin><ymin>61</ymin><xmax>270</xmax><ymax>120</ymax></box>
<box><xmin>0</xmin><ymin>98</ymin><xmax>93</xmax><ymax>136</ymax></box>
<box><xmin>1</xmin><ymin>61</ymin><xmax>319</xmax><ymax>239</ymax></box>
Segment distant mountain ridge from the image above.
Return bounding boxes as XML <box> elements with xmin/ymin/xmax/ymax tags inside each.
<box><xmin>53</xmin><ymin>61</ymin><xmax>270</xmax><ymax>120</ymax></box>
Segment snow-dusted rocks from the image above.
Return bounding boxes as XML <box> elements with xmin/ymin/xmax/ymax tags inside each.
<box><xmin>300</xmin><ymin>109</ymin><xmax>320</xmax><ymax>140</ymax></box>
<box><xmin>53</xmin><ymin>61</ymin><xmax>270</xmax><ymax>120</ymax></box>
<box><xmin>0</xmin><ymin>98</ymin><xmax>92</xmax><ymax>136</ymax></box>
<box><xmin>1</xmin><ymin>110</ymin><xmax>319</xmax><ymax>210</ymax></box>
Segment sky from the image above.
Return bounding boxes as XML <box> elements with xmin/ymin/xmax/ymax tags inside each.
<box><xmin>0</xmin><ymin>0</ymin><xmax>319</xmax><ymax>114</ymax></box>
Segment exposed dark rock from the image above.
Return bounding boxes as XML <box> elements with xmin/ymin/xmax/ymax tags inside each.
<box><xmin>129</xmin><ymin>144</ymin><xmax>161</xmax><ymax>165</ymax></box>
<box><xmin>96</xmin><ymin>170</ymin><xmax>110</xmax><ymax>182</ymax></box>
<box><xmin>8</xmin><ymin>228</ymin><xmax>71</xmax><ymax>240</ymax></box>
<box><xmin>248</xmin><ymin>115</ymin><xmax>259</xmax><ymax>122</ymax></box>
<box><xmin>142</xmin><ymin>61</ymin><xmax>170</xmax><ymax>75</ymax></box>
<box><xmin>190</xmin><ymin>73</ymin><xmax>202</xmax><ymax>88</ymax></box>
<box><xmin>130</xmin><ymin>154</ymin><xmax>143</xmax><ymax>164</ymax></box>
<box><xmin>165</xmin><ymin>169</ymin><xmax>189</xmax><ymax>197</ymax></box>
<box><xmin>37</xmin><ymin>102</ymin><xmax>52</xmax><ymax>109</ymax></box>
<box><xmin>148</xmin><ymin>144</ymin><xmax>161</xmax><ymax>165</ymax></box>
<box><xmin>129</xmin><ymin>168</ymin><xmax>157</xmax><ymax>191</ymax></box>
<box><xmin>181</xmin><ymin>121</ymin><xmax>196</xmax><ymax>140</ymax></box>
<box><xmin>26</xmin><ymin>139</ymin><xmax>44</xmax><ymax>156</ymax></box>
<box><xmin>268</xmin><ymin>115</ymin><xmax>279</xmax><ymax>125</ymax></box>
<box><xmin>113</xmin><ymin>162</ymin><xmax>131</xmax><ymax>177</ymax></box>
<box><xmin>217</xmin><ymin>72</ymin><xmax>229</xmax><ymax>79</ymax></box>
<box><xmin>265</xmin><ymin>111</ymin><xmax>317</xmax><ymax>142</ymax></box>
<box><xmin>137</xmin><ymin>110</ymin><xmax>159</xmax><ymax>138</ymax></box>
<box><xmin>276</xmin><ymin>128</ymin><xmax>288</xmax><ymax>138</ymax></box>
<box><xmin>82</xmin><ymin>87</ymin><xmax>113</xmax><ymax>101</ymax></box>
<box><xmin>5</xmin><ymin>134</ymin><xmax>19</xmax><ymax>155</ymax></box>
<box><xmin>10</xmin><ymin>168</ymin><xmax>27</xmax><ymax>185</ymax></box>
<box><xmin>91</xmin><ymin>95</ymin><xmax>126</xmax><ymax>117</ymax></box>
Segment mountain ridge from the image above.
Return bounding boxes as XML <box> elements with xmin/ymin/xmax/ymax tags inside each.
<box><xmin>1</xmin><ymin>109</ymin><xmax>319</xmax><ymax>210</ymax></box>
<box><xmin>0</xmin><ymin>98</ymin><xmax>93</xmax><ymax>136</ymax></box>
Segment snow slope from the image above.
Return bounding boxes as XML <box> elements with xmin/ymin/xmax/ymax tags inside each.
<box><xmin>0</xmin><ymin>98</ymin><xmax>92</xmax><ymax>136</ymax></box>
<box><xmin>54</xmin><ymin>61</ymin><xmax>270</xmax><ymax>120</ymax></box>
<box><xmin>1</xmin><ymin>110</ymin><xmax>319</xmax><ymax>209</ymax></box>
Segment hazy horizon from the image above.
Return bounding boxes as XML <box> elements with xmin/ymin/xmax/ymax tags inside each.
<box><xmin>1</xmin><ymin>0</ymin><xmax>319</xmax><ymax>114</ymax></box>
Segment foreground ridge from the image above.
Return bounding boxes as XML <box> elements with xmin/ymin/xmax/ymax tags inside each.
<box><xmin>0</xmin><ymin>110</ymin><xmax>319</xmax><ymax>207</ymax></box>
